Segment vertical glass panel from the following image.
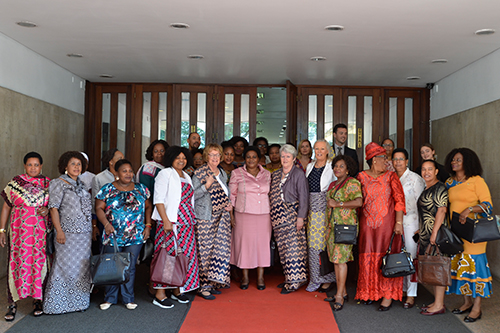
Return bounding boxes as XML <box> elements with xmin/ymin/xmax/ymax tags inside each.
<box><xmin>224</xmin><ymin>94</ymin><xmax>234</xmax><ymax>141</ymax></box>
<box><xmin>197</xmin><ymin>93</ymin><xmax>206</xmax><ymax>147</ymax></box>
<box><xmin>256</xmin><ymin>87</ymin><xmax>287</xmax><ymax>144</ymax></box>
<box><xmin>117</xmin><ymin>93</ymin><xmax>127</xmax><ymax>155</ymax></box>
<box><xmin>181</xmin><ymin>92</ymin><xmax>190</xmax><ymax>147</ymax></box>
<box><xmin>404</xmin><ymin>98</ymin><xmax>413</xmax><ymax>167</ymax></box>
<box><xmin>324</xmin><ymin>95</ymin><xmax>333</xmax><ymax>146</ymax></box>
<box><xmin>158</xmin><ymin>92</ymin><xmax>167</xmax><ymax>141</ymax></box>
<box><xmin>240</xmin><ymin>94</ymin><xmax>250</xmax><ymax>141</ymax></box>
<box><xmin>347</xmin><ymin>96</ymin><xmax>356</xmax><ymax>150</ymax></box>
<box><xmin>363</xmin><ymin>96</ymin><xmax>373</xmax><ymax>169</ymax></box>
<box><xmin>142</xmin><ymin>92</ymin><xmax>152</xmax><ymax>165</ymax></box>
<box><xmin>388</xmin><ymin>97</ymin><xmax>397</xmax><ymax>144</ymax></box>
<box><xmin>101</xmin><ymin>93</ymin><xmax>111</xmax><ymax>156</ymax></box>
<box><xmin>308</xmin><ymin>95</ymin><xmax>317</xmax><ymax>143</ymax></box>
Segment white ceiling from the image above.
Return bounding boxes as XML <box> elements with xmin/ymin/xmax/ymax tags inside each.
<box><xmin>1</xmin><ymin>0</ymin><xmax>499</xmax><ymax>87</ymax></box>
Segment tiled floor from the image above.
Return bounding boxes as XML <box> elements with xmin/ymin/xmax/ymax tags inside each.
<box><xmin>0</xmin><ymin>276</ymin><xmax>498</xmax><ymax>333</ymax></box>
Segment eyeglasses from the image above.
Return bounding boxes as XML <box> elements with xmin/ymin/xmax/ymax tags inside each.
<box><xmin>257</xmin><ymin>144</ymin><xmax>267</xmax><ymax>148</ymax></box>
<box><xmin>382</xmin><ymin>144</ymin><xmax>394</xmax><ymax>148</ymax></box>
<box><xmin>451</xmin><ymin>158</ymin><xmax>462</xmax><ymax>163</ymax></box>
<box><xmin>393</xmin><ymin>158</ymin><xmax>406</xmax><ymax>162</ymax></box>
<box><xmin>208</xmin><ymin>153</ymin><xmax>221</xmax><ymax>158</ymax></box>
<box><xmin>374</xmin><ymin>155</ymin><xmax>387</xmax><ymax>159</ymax></box>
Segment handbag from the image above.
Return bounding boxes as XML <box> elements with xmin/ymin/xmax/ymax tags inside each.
<box><xmin>319</xmin><ymin>250</ymin><xmax>334</xmax><ymax>276</ymax></box>
<box><xmin>150</xmin><ymin>230</ymin><xmax>189</xmax><ymax>287</ymax></box>
<box><xmin>381</xmin><ymin>232</ymin><xmax>415</xmax><ymax>278</ymax></box>
<box><xmin>138</xmin><ymin>237</ymin><xmax>154</xmax><ymax>264</ymax></box>
<box><xmin>329</xmin><ymin>178</ymin><xmax>357</xmax><ymax>245</ymax></box>
<box><xmin>435</xmin><ymin>224</ymin><xmax>463</xmax><ymax>255</ymax></box>
<box><xmin>451</xmin><ymin>206</ymin><xmax>500</xmax><ymax>243</ymax></box>
<box><xmin>90</xmin><ymin>233</ymin><xmax>131</xmax><ymax>286</ymax></box>
<box><xmin>46</xmin><ymin>228</ymin><xmax>55</xmax><ymax>256</ymax></box>
<box><xmin>417</xmin><ymin>245</ymin><xmax>451</xmax><ymax>286</ymax></box>
<box><xmin>410</xmin><ymin>258</ymin><xmax>419</xmax><ymax>283</ymax></box>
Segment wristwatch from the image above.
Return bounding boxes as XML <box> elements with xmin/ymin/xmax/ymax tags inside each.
<box><xmin>468</xmin><ymin>206</ymin><xmax>474</xmax><ymax>212</ymax></box>
<box><xmin>339</xmin><ymin>202</ymin><xmax>344</xmax><ymax>207</ymax></box>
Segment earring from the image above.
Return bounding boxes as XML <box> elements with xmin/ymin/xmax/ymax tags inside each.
<box><xmin>65</xmin><ymin>170</ymin><xmax>68</xmax><ymax>175</ymax></box>
<box><xmin>40</xmin><ymin>169</ymin><xmax>43</xmax><ymax>175</ymax></box>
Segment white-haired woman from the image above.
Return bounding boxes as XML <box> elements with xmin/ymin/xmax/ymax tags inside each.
<box><xmin>305</xmin><ymin>139</ymin><xmax>336</xmax><ymax>292</ymax></box>
<box><xmin>269</xmin><ymin>144</ymin><xmax>309</xmax><ymax>294</ymax></box>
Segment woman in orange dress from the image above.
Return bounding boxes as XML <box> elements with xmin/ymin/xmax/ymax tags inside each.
<box><xmin>355</xmin><ymin>142</ymin><xmax>405</xmax><ymax>311</ymax></box>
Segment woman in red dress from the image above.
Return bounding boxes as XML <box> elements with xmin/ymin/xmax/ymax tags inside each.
<box><xmin>355</xmin><ymin>142</ymin><xmax>406</xmax><ymax>311</ymax></box>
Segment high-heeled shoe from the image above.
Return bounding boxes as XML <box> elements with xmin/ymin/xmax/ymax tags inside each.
<box><xmin>420</xmin><ymin>306</ymin><xmax>446</xmax><ymax>316</ymax></box>
<box><xmin>240</xmin><ymin>282</ymin><xmax>249</xmax><ymax>290</ymax></box>
<box><xmin>378</xmin><ymin>304</ymin><xmax>392</xmax><ymax>312</ymax></box>
<box><xmin>343</xmin><ymin>295</ymin><xmax>349</xmax><ymax>302</ymax></box>
<box><xmin>452</xmin><ymin>305</ymin><xmax>473</xmax><ymax>314</ymax></box>
<box><xmin>464</xmin><ymin>312</ymin><xmax>482</xmax><ymax>322</ymax></box>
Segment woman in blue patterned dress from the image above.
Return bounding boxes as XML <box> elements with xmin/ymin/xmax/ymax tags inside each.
<box><xmin>95</xmin><ymin>159</ymin><xmax>152</xmax><ymax>310</ymax></box>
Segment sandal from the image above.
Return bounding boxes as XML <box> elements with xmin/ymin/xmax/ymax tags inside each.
<box><xmin>33</xmin><ymin>300</ymin><xmax>43</xmax><ymax>317</ymax></box>
<box><xmin>5</xmin><ymin>304</ymin><xmax>17</xmax><ymax>322</ymax></box>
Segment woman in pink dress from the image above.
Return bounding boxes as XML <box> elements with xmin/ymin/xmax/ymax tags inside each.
<box><xmin>229</xmin><ymin>146</ymin><xmax>272</xmax><ymax>290</ymax></box>
<box><xmin>1</xmin><ymin>152</ymin><xmax>50</xmax><ymax>321</ymax></box>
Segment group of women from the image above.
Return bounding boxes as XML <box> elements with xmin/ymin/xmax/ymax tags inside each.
<box><xmin>0</xmin><ymin>135</ymin><xmax>493</xmax><ymax>323</ymax></box>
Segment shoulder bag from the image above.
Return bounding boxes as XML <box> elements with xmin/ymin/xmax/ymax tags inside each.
<box><xmin>90</xmin><ymin>233</ymin><xmax>131</xmax><ymax>286</ymax></box>
<box><xmin>435</xmin><ymin>224</ymin><xmax>463</xmax><ymax>255</ymax></box>
<box><xmin>150</xmin><ymin>229</ymin><xmax>189</xmax><ymax>287</ymax></box>
<box><xmin>451</xmin><ymin>205</ymin><xmax>500</xmax><ymax>243</ymax></box>
<box><xmin>330</xmin><ymin>178</ymin><xmax>357</xmax><ymax>245</ymax></box>
<box><xmin>381</xmin><ymin>232</ymin><xmax>415</xmax><ymax>278</ymax></box>
<box><xmin>417</xmin><ymin>244</ymin><xmax>451</xmax><ymax>286</ymax></box>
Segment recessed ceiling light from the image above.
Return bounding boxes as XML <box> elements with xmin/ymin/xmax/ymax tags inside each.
<box><xmin>406</xmin><ymin>76</ymin><xmax>421</xmax><ymax>81</ymax></box>
<box><xmin>170</xmin><ymin>23</ymin><xmax>190</xmax><ymax>29</ymax></box>
<box><xmin>431</xmin><ymin>59</ymin><xmax>448</xmax><ymax>64</ymax></box>
<box><xmin>99</xmin><ymin>74</ymin><xmax>114</xmax><ymax>78</ymax></box>
<box><xmin>475</xmin><ymin>28</ymin><xmax>495</xmax><ymax>36</ymax></box>
<box><xmin>187</xmin><ymin>55</ymin><xmax>204</xmax><ymax>59</ymax></box>
<box><xmin>16</xmin><ymin>21</ymin><xmax>37</xmax><ymax>28</ymax></box>
<box><xmin>311</xmin><ymin>56</ymin><xmax>326</xmax><ymax>61</ymax></box>
<box><xmin>67</xmin><ymin>53</ymin><xmax>83</xmax><ymax>58</ymax></box>
<box><xmin>324</xmin><ymin>25</ymin><xmax>344</xmax><ymax>31</ymax></box>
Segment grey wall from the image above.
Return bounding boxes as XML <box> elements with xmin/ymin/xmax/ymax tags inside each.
<box><xmin>432</xmin><ymin>99</ymin><xmax>500</xmax><ymax>279</ymax></box>
<box><xmin>0</xmin><ymin>86</ymin><xmax>85</xmax><ymax>277</ymax></box>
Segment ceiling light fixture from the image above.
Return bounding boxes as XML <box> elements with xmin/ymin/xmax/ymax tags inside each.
<box><xmin>324</xmin><ymin>25</ymin><xmax>344</xmax><ymax>31</ymax></box>
<box><xmin>99</xmin><ymin>74</ymin><xmax>114</xmax><ymax>79</ymax></box>
<box><xmin>431</xmin><ymin>59</ymin><xmax>448</xmax><ymax>64</ymax></box>
<box><xmin>170</xmin><ymin>23</ymin><xmax>190</xmax><ymax>29</ymax></box>
<box><xmin>311</xmin><ymin>56</ymin><xmax>326</xmax><ymax>61</ymax></box>
<box><xmin>67</xmin><ymin>53</ymin><xmax>83</xmax><ymax>58</ymax></box>
<box><xmin>475</xmin><ymin>28</ymin><xmax>495</xmax><ymax>36</ymax></box>
<box><xmin>16</xmin><ymin>21</ymin><xmax>37</xmax><ymax>28</ymax></box>
<box><xmin>406</xmin><ymin>76</ymin><xmax>421</xmax><ymax>81</ymax></box>
<box><xmin>187</xmin><ymin>55</ymin><xmax>204</xmax><ymax>59</ymax></box>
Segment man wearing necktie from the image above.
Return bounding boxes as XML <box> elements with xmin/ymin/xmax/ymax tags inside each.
<box><xmin>333</xmin><ymin>124</ymin><xmax>359</xmax><ymax>174</ymax></box>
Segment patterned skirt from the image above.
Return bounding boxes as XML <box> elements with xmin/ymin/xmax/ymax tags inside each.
<box><xmin>306</xmin><ymin>192</ymin><xmax>335</xmax><ymax>291</ymax></box>
<box><xmin>446</xmin><ymin>253</ymin><xmax>492</xmax><ymax>298</ymax></box>
<box><xmin>43</xmin><ymin>232</ymin><xmax>91</xmax><ymax>314</ymax></box>
<box><xmin>196</xmin><ymin>209</ymin><xmax>231</xmax><ymax>290</ymax></box>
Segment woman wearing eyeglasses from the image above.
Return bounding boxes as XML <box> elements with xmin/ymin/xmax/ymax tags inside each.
<box><xmin>355</xmin><ymin>143</ymin><xmax>406</xmax><ymax>311</ymax></box>
<box><xmin>381</xmin><ymin>138</ymin><xmax>396</xmax><ymax>172</ymax></box>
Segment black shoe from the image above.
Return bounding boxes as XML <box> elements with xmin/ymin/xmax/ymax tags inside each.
<box><xmin>277</xmin><ymin>282</ymin><xmax>285</xmax><ymax>288</ymax></box>
<box><xmin>378</xmin><ymin>304</ymin><xmax>392</xmax><ymax>311</ymax></box>
<box><xmin>197</xmin><ymin>291</ymin><xmax>216</xmax><ymax>300</ymax></box>
<box><xmin>452</xmin><ymin>306</ymin><xmax>473</xmax><ymax>314</ymax></box>
<box><xmin>257</xmin><ymin>284</ymin><xmax>266</xmax><ymax>290</ymax></box>
<box><xmin>210</xmin><ymin>289</ymin><xmax>221</xmax><ymax>295</ymax></box>
<box><xmin>363</xmin><ymin>300</ymin><xmax>373</xmax><ymax>305</ymax></box>
<box><xmin>171</xmin><ymin>293</ymin><xmax>190</xmax><ymax>304</ymax></box>
<box><xmin>33</xmin><ymin>300</ymin><xmax>43</xmax><ymax>317</ymax></box>
<box><xmin>464</xmin><ymin>312</ymin><xmax>482</xmax><ymax>323</ymax></box>
<box><xmin>153</xmin><ymin>297</ymin><xmax>174</xmax><ymax>309</ymax></box>
<box><xmin>5</xmin><ymin>304</ymin><xmax>17</xmax><ymax>322</ymax></box>
<box><xmin>281</xmin><ymin>287</ymin><xmax>296</xmax><ymax>294</ymax></box>
<box><xmin>318</xmin><ymin>284</ymin><xmax>335</xmax><ymax>293</ymax></box>
<box><xmin>240</xmin><ymin>282</ymin><xmax>249</xmax><ymax>290</ymax></box>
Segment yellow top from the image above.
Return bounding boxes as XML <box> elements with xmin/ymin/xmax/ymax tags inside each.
<box><xmin>446</xmin><ymin>176</ymin><xmax>492</xmax><ymax>254</ymax></box>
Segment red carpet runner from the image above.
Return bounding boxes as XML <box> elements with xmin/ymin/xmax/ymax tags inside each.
<box><xmin>180</xmin><ymin>272</ymin><xmax>340</xmax><ymax>332</ymax></box>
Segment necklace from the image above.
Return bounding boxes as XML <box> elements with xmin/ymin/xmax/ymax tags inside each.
<box><xmin>115</xmin><ymin>181</ymin><xmax>133</xmax><ymax>191</ymax></box>
<box><xmin>456</xmin><ymin>175</ymin><xmax>466</xmax><ymax>183</ymax></box>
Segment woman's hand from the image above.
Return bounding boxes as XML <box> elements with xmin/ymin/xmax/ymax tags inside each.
<box><xmin>296</xmin><ymin>217</ymin><xmax>304</xmax><ymax>231</ymax></box>
<box><xmin>327</xmin><ymin>199</ymin><xmax>338</xmax><ymax>208</ymax></box>
<box><xmin>205</xmin><ymin>175</ymin><xmax>215</xmax><ymax>190</ymax></box>
<box><xmin>163</xmin><ymin>220</ymin><xmax>173</xmax><ymax>232</ymax></box>
<box><xmin>459</xmin><ymin>209</ymin><xmax>470</xmax><ymax>224</ymax></box>
<box><xmin>393</xmin><ymin>222</ymin><xmax>403</xmax><ymax>235</ymax></box>
<box><xmin>142</xmin><ymin>226</ymin><xmax>151</xmax><ymax>240</ymax></box>
<box><xmin>56</xmin><ymin>230</ymin><xmax>66</xmax><ymax>244</ymax></box>
<box><xmin>225</xmin><ymin>202</ymin><xmax>233</xmax><ymax>212</ymax></box>
<box><xmin>37</xmin><ymin>207</ymin><xmax>49</xmax><ymax>217</ymax></box>
<box><xmin>0</xmin><ymin>233</ymin><xmax>6</xmax><ymax>248</ymax></box>
<box><xmin>104</xmin><ymin>222</ymin><xmax>115</xmax><ymax>235</ymax></box>
<box><xmin>430</xmin><ymin>232</ymin><xmax>437</xmax><ymax>245</ymax></box>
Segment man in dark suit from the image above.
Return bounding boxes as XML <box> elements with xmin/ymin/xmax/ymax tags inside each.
<box><xmin>332</xmin><ymin>123</ymin><xmax>359</xmax><ymax>172</ymax></box>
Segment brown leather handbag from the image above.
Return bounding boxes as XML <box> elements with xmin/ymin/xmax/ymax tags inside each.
<box><xmin>417</xmin><ymin>245</ymin><xmax>451</xmax><ymax>286</ymax></box>
<box><xmin>150</xmin><ymin>231</ymin><xmax>188</xmax><ymax>287</ymax></box>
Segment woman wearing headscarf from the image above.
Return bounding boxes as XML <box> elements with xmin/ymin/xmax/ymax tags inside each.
<box><xmin>355</xmin><ymin>143</ymin><xmax>405</xmax><ymax>311</ymax></box>
<box><xmin>1</xmin><ymin>152</ymin><xmax>50</xmax><ymax>320</ymax></box>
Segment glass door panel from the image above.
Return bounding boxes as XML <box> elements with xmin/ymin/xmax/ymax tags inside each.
<box><xmin>117</xmin><ymin>93</ymin><xmax>127</xmax><ymax>156</ymax></box>
<box><xmin>101</xmin><ymin>93</ymin><xmax>111</xmax><ymax>155</ymax></box>
<box><xmin>254</xmin><ymin>87</ymin><xmax>287</xmax><ymax>144</ymax></box>
<box><xmin>158</xmin><ymin>92</ymin><xmax>167</xmax><ymax>141</ymax></box>
<box><xmin>224</xmin><ymin>94</ymin><xmax>234</xmax><ymax>141</ymax></box>
<box><xmin>217</xmin><ymin>87</ymin><xmax>257</xmax><ymax>144</ymax></box>
<box><xmin>308</xmin><ymin>95</ymin><xmax>317</xmax><ymax>143</ymax></box>
<box><xmin>197</xmin><ymin>93</ymin><xmax>207</xmax><ymax>147</ymax></box>
<box><xmin>240</xmin><ymin>94</ymin><xmax>250</xmax><ymax>141</ymax></box>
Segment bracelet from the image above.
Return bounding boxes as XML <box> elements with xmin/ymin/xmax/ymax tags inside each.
<box><xmin>145</xmin><ymin>224</ymin><xmax>152</xmax><ymax>228</ymax></box>
<box><xmin>396</xmin><ymin>221</ymin><xmax>402</xmax><ymax>225</ymax></box>
<box><xmin>93</xmin><ymin>225</ymin><xmax>97</xmax><ymax>227</ymax></box>
<box><xmin>0</xmin><ymin>229</ymin><xmax>6</xmax><ymax>233</ymax></box>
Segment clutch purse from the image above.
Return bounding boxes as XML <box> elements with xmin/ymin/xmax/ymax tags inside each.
<box><xmin>451</xmin><ymin>205</ymin><xmax>500</xmax><ymax>243</ymax></box>
<box><xmin>90</xmin><ymin>233</ymin><xmax>131</xmax><ymax>286</ymax></box>
<box><xmin>381</xmin><ymin>232</ymin><xmax>415</xmax><ymax>278</ymax></box>
<box><xmin>418</xmin><ymin>245</ymin><xmax>451</xmax><ymax>286</ymax></box>
<box><xmin>150</xmin><ymin>231</ymin><xmax>189</xmax><ymax>287</ymax></box>
<box><xmin>435</xmin><ymin>224</ymin><xmax>463</xmax><ymax>255</ymax></box>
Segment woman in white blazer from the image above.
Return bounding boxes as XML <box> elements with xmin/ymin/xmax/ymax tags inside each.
<box><xmin>305</xmin><ymin>139</ymin><xmax>337</xmax><ymax>292</ymax></box>
<box><xmin>151</xmin><ymin>146</ymin><xmax>199</xmax><ymax>309</ymax></box>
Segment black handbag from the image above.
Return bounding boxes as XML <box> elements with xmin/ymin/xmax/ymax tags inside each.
<box><xmin>451</xmin><ymin>205</ymin><xmax>500</xmax><ymax>243</ymax></box>
<box><xmin>90</xmin><ymin>234</ymin><xmax>131</xmax><ymax>286</ymax></box>
<box><xmin>319</xmin><ymin>250</ymin><xmax>334</xmax><ymax>276</ymax></box>
<box><xmin>334</xmin><ymin>224</ymin><xmax>357</xmax><ymax>245</ymax></box>
<box><xmin>138</xmin><ymin>238</ymin><xmax>154</xmax><ymax>264</ymax></box>
<box><xmin>435</xmin><ymin>224</ymin><xmax>463</xmax><ymax>255</ymax></box>
<box><xmin>381</xmin><ymin>232</ymin><xmax>415</xmax><ymax>278</ymax></box>
<box><xmin>46</xmin><ymin>229</ymin><xmax>55</xmax><ymax>256</ymax></box>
